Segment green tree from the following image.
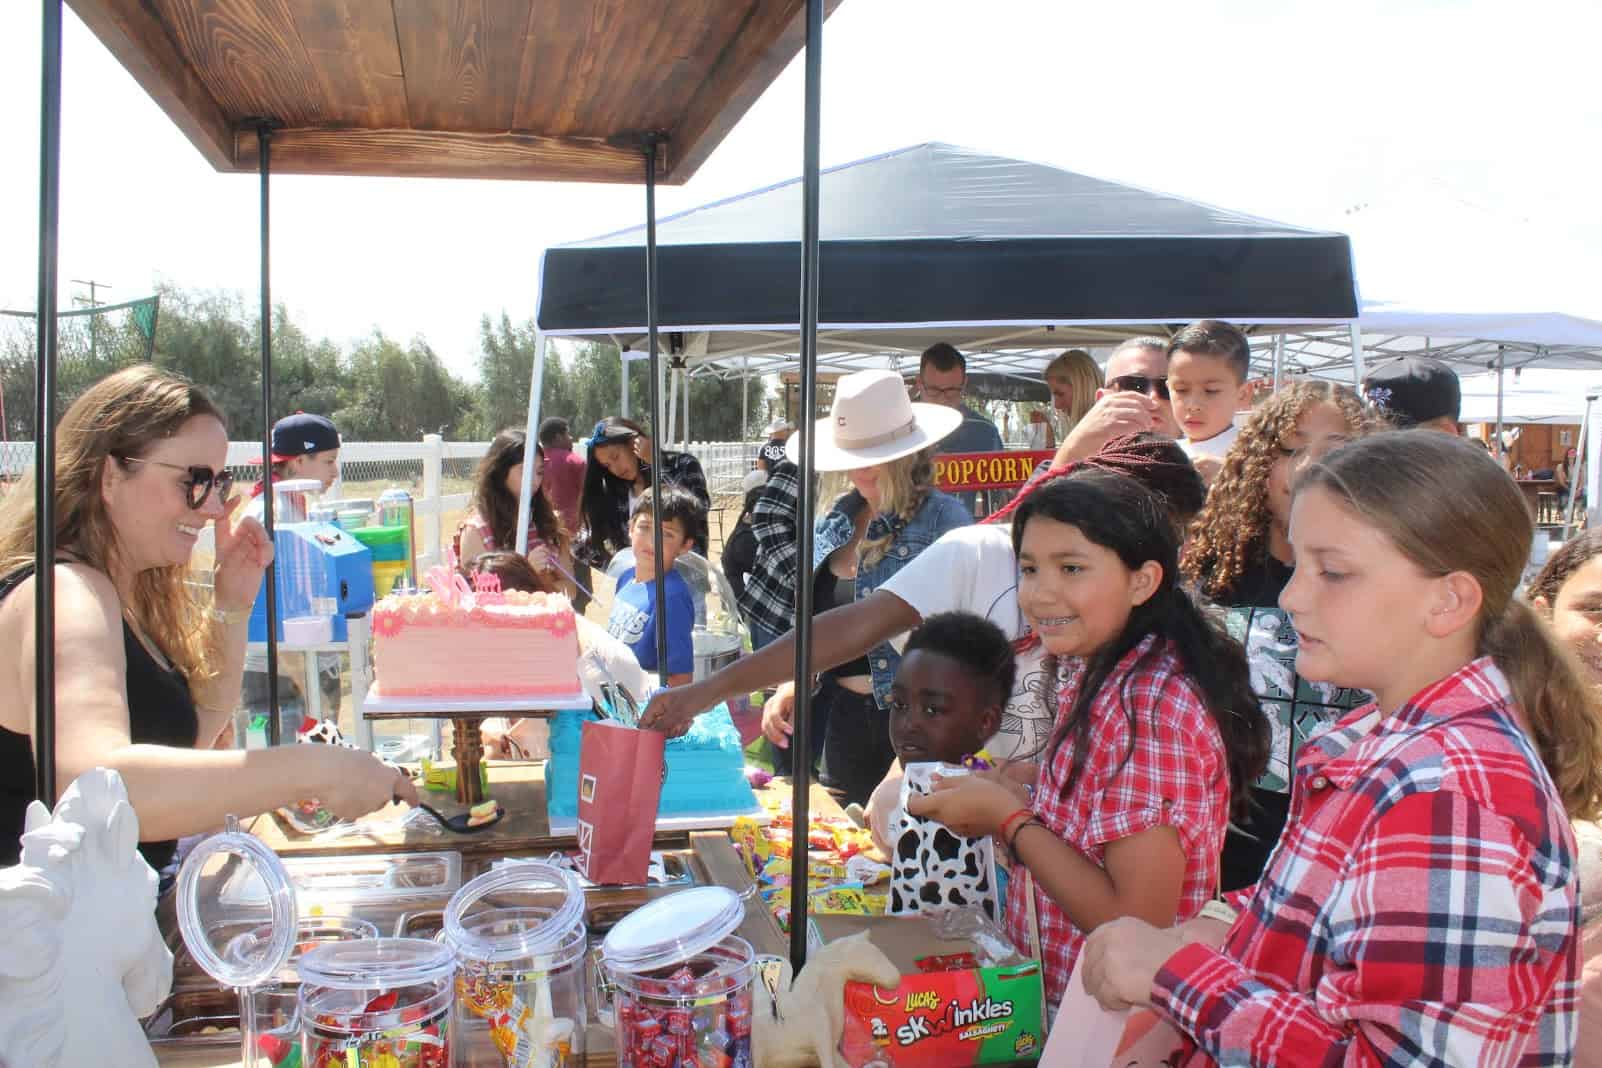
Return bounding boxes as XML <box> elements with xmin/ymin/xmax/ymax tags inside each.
<box><xmin>336</xmin><ymin>331</ymin><xmax>473</xmax><ymax>439</ymax></box>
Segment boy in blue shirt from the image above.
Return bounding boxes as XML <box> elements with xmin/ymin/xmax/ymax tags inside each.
<box><xmin>607</xmin><ymin>487</ymin><xmax>703</xmax><ymax>686</ymax></box>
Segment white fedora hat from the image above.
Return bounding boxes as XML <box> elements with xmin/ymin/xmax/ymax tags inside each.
<box><xmin>787</xmin><ymin>369</ymin><xmax>963</xmax><ymax>472</ymax></box>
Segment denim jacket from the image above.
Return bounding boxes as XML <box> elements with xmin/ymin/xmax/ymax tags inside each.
<box><xmin>812</xmin><ymin>488</ymin><xmax>972</xmax><ymax>706</ymax></box>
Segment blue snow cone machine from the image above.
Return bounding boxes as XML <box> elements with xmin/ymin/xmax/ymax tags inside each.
<box><xmin>247</xmin><ymin>479</ymin><xmax>375</xmax><ymax>644</ymax></box>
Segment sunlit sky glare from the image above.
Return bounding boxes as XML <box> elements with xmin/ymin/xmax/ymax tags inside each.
<box><xmin>3</xmin><ymin>0</ymin><xmax>1600</xmax><ymax>381</ymax></box>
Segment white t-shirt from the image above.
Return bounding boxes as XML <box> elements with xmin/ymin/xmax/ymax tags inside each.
<box><xmin>1179</xmin><ymin>419</ymin><xmax>1241</xmax><ymax>460</ymax></box>
<box><xmin>879</xmin><ymin>524</ymin><xmax>1054</xmax><ymax>763</ymax></box>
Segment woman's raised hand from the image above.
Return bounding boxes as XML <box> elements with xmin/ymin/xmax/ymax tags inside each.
<box><xmin>213</xmin><ymin>513</ymin><xmax>273</xmax><ymax>611</ymax></box>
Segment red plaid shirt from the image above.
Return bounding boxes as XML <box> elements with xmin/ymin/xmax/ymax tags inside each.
<box><xmin>1005</xmin><ymin>634</ymin><xmax>1229</xmax><ymax>1005</ymax></box>
<box><xmin>1153</xmin><ymin>658</ymin><xmax>1579</xmax><ymax>1066</ymax></box>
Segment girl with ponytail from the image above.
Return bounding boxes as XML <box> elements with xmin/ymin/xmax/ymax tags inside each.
<box><xmin>1080</xmin><ymin>430</ymin><xmax>1600</xmax><ymax>1066</ymax></box>
<box><xmin>908</xmin><ymin>469</ymin><xmax>1268</xmax><ymax>1009</ymax></box>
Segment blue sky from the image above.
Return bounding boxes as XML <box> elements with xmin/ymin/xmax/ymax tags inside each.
<box><xmin>3</xmin><ymin>0</ymin><xmax>1598</xmax><ymax>380</ymax></box>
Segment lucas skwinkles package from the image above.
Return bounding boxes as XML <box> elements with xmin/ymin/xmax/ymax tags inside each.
<box><xmin>839</xmin><ymin>962</ymin><xmax>1044</xmax><ymax>1066</ymax></box>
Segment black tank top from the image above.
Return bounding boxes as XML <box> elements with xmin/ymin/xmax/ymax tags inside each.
<box><xmin>816</xmin><ymin>564</ymin><xmax>871</xmax><ymax>678</ymax></box>
<box><xmin>0</xmin><ymin>564</ymin><xmax>200</xmax><ymax>871</ymax></box>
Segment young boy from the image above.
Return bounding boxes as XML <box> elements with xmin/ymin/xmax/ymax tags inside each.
<box><xmin>607</xmin><ymin>486</ymin><xmax>704</xmax><ymax>686</ymax></box>
<box><xmin>1166</xmin><ymin>320</ymin><xmax>1254</xmax><ymax>474</ymax></box>
<box><xmin>886</xmin><ymin>612</ymin><xmax>1017</xmax><ymax>920</ymax></box>
<box><xmin>887</xmin><ymin>611</ymin><xmax>1015</xmax><ymax>767</ymax></box>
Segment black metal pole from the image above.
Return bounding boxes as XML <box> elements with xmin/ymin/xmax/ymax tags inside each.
<box><xmin>34</xmin><ymin>0</ymin><xmax>63</xmax><ymax>807</ymax></box>
<box><xmin>258</xmin><ymin>122</ymin><xmax>281</xmax><ymax>744</ymax></box>
<box><xmin>789</xmin><ymin>0</ymin><xmax>823</xmax><ymax>971</ymax></box>
<box><xmin>644</xmin><ymin>137</ymin><xmax>669</xmax><ymax>677</ymax></box>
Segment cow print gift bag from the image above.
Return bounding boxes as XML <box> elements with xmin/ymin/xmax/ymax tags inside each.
<box><xmin>889</xmin><ymin>762</ymin><xmax>1000</xmax><ymax>921</ymax></box>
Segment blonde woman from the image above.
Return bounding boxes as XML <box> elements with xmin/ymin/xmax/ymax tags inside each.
<box><xmin>1037</xmin><ymin>348</ymin><xmax>1104</xmax><ymax>447</ymax></box>
<box><xmin>0</xmin><ymin>366</ymin><xmax>414</xmax><ymax>873</ymax></box>
<box><xmin>798</xmin><ymin>370</ymin><xmax>971</xmax><ymax>804</ymax></box>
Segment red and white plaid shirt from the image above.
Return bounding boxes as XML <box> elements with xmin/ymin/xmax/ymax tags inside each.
<box><xmin>1153</xmin><ymin>657</ymin><xmax>1579</xmax><ymax>1066</ymax></box>
<box><xmin>1005</xmin><ymin>634</ymin><xmax>1229</xmax><ymax>1005</ymax></box>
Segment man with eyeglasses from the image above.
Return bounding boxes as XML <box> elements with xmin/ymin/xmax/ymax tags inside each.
<box><xmin>917</xmin><ymin>343</ymin><xmax>1005</xmax><ymax>514</ymax></box>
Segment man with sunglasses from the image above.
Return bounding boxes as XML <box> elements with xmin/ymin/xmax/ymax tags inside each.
<box><xmin>1047</xmin><ymin>337</ymin><xmax>1181</xmax><ymax>467</ymax></box>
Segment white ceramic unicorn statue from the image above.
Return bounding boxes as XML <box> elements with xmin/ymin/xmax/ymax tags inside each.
<box><xmin>0</xmin><ymin>768</ymin><xmax>173</xmax><ymax>1067</ymax></box>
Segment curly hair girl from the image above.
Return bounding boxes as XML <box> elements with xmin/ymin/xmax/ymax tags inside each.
<box><xmin>1183</xmin><ymin>381</ymin><xmax>1372</xmax><ymax>600</ymax></box>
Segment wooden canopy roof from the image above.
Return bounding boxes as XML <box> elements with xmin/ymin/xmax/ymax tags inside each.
<box><xmin>68</xmin><ymin>0</ymin><xmax>835</xmax><ymax>183</ymax></box>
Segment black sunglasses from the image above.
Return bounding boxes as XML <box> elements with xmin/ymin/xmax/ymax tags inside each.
<box><xmin>115</xmin><ymin>455</ymin><xmax>236</xmax><ymax>510</ymax></box>
<box><xmin>1109</xmin><ymin>374</ymin><xmax>1170</xmax><ymax>401</ymax></box>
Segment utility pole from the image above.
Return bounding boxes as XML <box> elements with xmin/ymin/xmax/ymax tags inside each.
<box><xmin>70</xmin><ymin>278</ymin><xmax>110</xmax><ymax>362</ymax></box>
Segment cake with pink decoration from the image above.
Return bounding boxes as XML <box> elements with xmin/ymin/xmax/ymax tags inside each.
<box><xmin>370</xmin><ymin>578</ymin><xmax>583</xmax><ymax>699</ymax></box>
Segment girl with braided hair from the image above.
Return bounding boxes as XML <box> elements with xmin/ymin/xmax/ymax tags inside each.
<box><xmin>1182</xmin><ymin>381</ymin><xmax>1378</xmax><ymax>890</ymax></box>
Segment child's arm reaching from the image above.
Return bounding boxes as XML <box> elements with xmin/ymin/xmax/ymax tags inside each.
<box><xmin>906</xmin><ymin>777</ymin><xmax>1186</xmax><ymax>935</ymax></box>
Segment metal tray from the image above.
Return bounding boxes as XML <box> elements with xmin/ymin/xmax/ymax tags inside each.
<box><xmin>144</xmin><ymin>988</ymin><xmax>297</xmax><ymax>1047</ymax></box>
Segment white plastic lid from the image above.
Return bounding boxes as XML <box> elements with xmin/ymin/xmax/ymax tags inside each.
<box><xmin>601</xmin><ymin>886</ymin><xmax>744</xmax><ymax>974</ymax></box>
<box><xmin>273</xmin><ymin>479</ymin><xmax>324</xmax><ymax>494</ymax></box>
<box><xmin>298</xmin><ymin>937</ymin><xmax>456</xmax><ymax>991</ymax></box>
<box><xmin>175</xmin><ymin>818</ymin><xmax>298</xmax><ymax>989</ymax></box>
<box><xmin>443</xmin><ymin>862</ymin><xmax>585</xmax><ymax>964</ymax></box>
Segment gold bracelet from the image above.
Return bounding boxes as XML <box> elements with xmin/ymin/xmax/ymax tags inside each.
<box><xmin>209</xmin><ymin>605</ymin><xmax>253</xmax><ymax>626</ymax></box>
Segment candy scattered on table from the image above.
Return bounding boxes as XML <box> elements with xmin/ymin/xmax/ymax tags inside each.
<box><xmin>730</xmin><ymin>798</ymin><xmax>887</xmax><ymax>932</ymax></box>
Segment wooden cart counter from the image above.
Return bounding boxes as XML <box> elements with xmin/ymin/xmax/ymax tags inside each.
<box><xmin>247</xmin><ymin>761</ymin><xmax>692</xmax><ymax>859</ymax></box>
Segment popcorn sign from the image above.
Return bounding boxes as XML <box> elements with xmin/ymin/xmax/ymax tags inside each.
<box><xmin>933</xmin><ymin>451</ymin><xmax>1054</xmax><ymax>493</ymax></box>
<box><xmin>839</xmin><ymin>963</ymin><xmax>1044</xmax><ymax>1066</ymax></box>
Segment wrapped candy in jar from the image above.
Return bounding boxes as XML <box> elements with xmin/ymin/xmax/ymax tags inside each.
<box><xmin>226</xmin><ymin>916</ymin><xmax>380</xmax><ymax>1064</ymax></box>
<box><xmin>442</xmin><ymin>861</ymin><xmax>588</xmax><ymax>1067</ymax></box>
<box><xmin>600</xmin><ymin>887</ymin><xmax>756</xmax><ymax>1068</ymax></box>
<box><xmin>298</xmin><ymin>937</ymin><xmax>455</xmax><ymax>1068</ymax></box>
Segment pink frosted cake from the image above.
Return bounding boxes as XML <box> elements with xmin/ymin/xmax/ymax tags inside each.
<box><xmin>370</xmin><ymin>587</ymin><xmax>582</xmax><ymax>699</ymax></box>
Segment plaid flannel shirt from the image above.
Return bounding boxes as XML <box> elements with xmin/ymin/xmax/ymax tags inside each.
<box><xmin>736</xmin><ymin>461</ymin><xmax>802</xmax><ymax>637</ymax></box>
<box><xmin>1005</xmin><ymin>634</ymin><xmax>1229</xmax><ymax>1006</ymax></box>
<box><xmin>1154</xmin><ymin>657</ymin><xmax>1579</xmax><ymax>1067</ymax></box>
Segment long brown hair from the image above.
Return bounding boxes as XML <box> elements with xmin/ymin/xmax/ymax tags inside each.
<box><xmin>1184</xmin><ymin>380</ymin><xmax>1371</xmax><ymax>599</ymax></box>
<box><xmin>0</xmin><ymin>365</ymin><xmax>223</xmax><ymax>683</ymax></box>
<box><xmin>1299</xmin><ymin>431</ymin><xmax>1602</xmax><ymax>820</ymax></box>
<box><xmin>472</xmin><ymin>428</ymin><xmax>568</xmax><ymax>553</ymax></box>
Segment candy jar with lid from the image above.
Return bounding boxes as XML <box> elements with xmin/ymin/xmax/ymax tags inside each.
<box><xmin>442</xmin><ymin>861</ymin><xmax>588</xmax><ymax>1066</ymax></box>
<box><xmin>298</xmin><ymin>938</ymin><xmax>456</xmax><ymax>1068</ymax></box>
<box><xmin>600</xmin><ymin>886</ymin><xmax>756</xmax><ymax>1068</ymax></box>
<box><xmin>176</xmin><ymin>815</ymin><xmax>303</xmax><ymax>1068</ymax></box>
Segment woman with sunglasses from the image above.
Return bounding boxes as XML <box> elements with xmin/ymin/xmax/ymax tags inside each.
<box><xmin>0</xmin><ymin>366</ymin><xmax>415</xmax><ymax>874</ymax></box>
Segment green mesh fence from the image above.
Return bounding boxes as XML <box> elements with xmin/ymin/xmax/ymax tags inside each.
<box><xmin>0</xmin><ymin>295</ymin><xmax>160</xmax><ymax>440</ymax></box>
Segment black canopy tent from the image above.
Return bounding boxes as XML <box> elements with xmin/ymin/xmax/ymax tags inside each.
<box><xmin>536</xmin><ymin>142</ymin><xmax>1361</xmax><ymax>360</ymax></box>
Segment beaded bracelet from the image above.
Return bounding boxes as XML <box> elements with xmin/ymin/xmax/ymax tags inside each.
<box><xmin>997</xmin><ymin>806</ymin><xmax>1033</xmax><ymax>848</ymax></box>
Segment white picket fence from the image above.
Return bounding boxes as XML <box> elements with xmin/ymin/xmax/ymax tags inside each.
<box><xmin>0</xmin><ymin>435</ymin><xmax>761</xmax><ymax>571</ymax></box>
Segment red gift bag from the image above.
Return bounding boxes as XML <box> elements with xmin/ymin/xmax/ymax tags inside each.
<box><xmin>575</xmin><ymin>719</ymin><xmax>665</xmax><ymax>885</ymax></box>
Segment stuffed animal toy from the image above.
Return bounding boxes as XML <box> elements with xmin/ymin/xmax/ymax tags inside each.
<box><xmin>753</xmin><ymin>930</ymin><xmax>900</xmax><ymax>1068</ymax></box>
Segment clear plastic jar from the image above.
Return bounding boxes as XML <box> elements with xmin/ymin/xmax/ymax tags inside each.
<box><xmin>601</xmin><ymin>887</ymin><xmax>756</xmax><ymax>1068</ymax></box>
<box><xmin>298</xmin><ymin>937</ymin><xmax>456</xmax><ymax>1068</ymax></box>
<box><xmin>443</xmin><ymin>862</ymin><xmax>588</xmax><ymax>1067</ymax></box>
<box><xmin>226</xmin><ymin>916</ymin><xmax>379</xmax><ymax>1062</ymax></box>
